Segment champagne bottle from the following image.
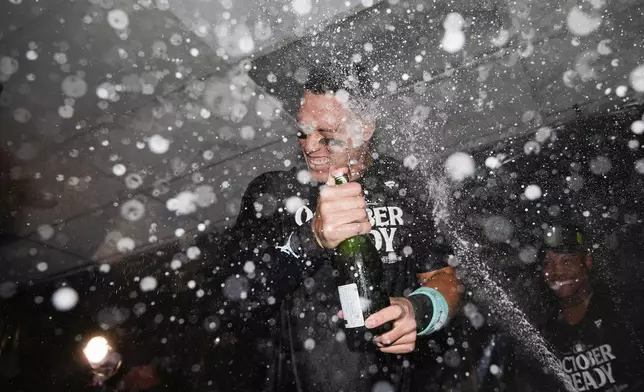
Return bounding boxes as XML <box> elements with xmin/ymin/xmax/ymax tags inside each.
<box><xmin>332</xmin><ymin>173</ymin><xmax>390</xmax><ymax>350</ymax></box>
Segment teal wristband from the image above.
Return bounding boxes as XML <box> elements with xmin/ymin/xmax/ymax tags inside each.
<box><xmin>408</xmin><ymin>287</ymin><xmax>449</xmax><ymax>336</ymax></box>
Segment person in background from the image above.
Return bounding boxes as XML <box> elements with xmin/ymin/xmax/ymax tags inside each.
<box><xmin>201</xmin><ymin>62</ymin><xmax>462</xmax><ymax>391</ymax></box>
<box><xmin>538</xmin><ymin>224</ymin><xmax>644</xmax><ymax>391</ymax></box>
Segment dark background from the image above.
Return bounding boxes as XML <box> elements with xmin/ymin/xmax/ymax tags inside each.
<box><xmin>1</xmin><ymin>0</ymin><xmax>644</xmax><ymax>390</ymax></box>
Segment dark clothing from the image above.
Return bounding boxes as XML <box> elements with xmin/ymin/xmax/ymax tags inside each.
<box><xmin>542</xmin><ymin>288</ymin><xmax>644</xmax><ymax>392</ymax></box>
<box><xmin>207</xmin><ymin>156</ymin><xmax>452</xmax><ymax>392</ymax></box>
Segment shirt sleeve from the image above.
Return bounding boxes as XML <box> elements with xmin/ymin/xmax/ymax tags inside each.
<box><xmin>200</xmin><ymin>172</ymin><xmax>331</xmax><ymax>323</ymax></box>
<box><xmin>415</xmin><ymin>222</ymin><xmax>454</xmax><ymax>273</ymax></box>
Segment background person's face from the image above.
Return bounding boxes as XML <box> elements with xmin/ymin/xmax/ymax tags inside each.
<box><xmin>297</xmin><ymin>91</ymin><xmax>371</xmax><ymax>182</ymax></box>
<box><xmin>542</xmin><ymin>251</ymin><xmax>591</xmax><ymax>298</ymax></box>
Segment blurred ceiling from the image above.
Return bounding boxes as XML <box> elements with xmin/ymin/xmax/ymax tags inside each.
<box><xmin>0</xmin><ymin>0</ymin><xmax>643</xmax><ymax>286</ymax></box>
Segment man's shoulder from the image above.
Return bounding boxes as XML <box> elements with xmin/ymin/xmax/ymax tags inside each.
<box><xmin>370</xmin><ymin>155</ymin><xmax>404</xmax><ymax>173</ymax></box>
<box><xmin>587</xmin><ymin>286</ymin><xmax>635</xmax><ymax>323</ymax></box>
<box><xmin>368</xmin><ymin>155</ymin><xmax>415</xmax><ymax>184</ymax></box>
<box><xmin>370</xmin><ymin>155</ymin><xmax>429</xmax><ymax>196</ymax></box>
<box><xmin>245</xmin><ymin>167</ymin><xmax>301</xmax><ymax>193</ymax></box>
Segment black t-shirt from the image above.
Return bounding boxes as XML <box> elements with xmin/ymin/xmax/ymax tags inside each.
<box><xmin>543</xmin><ymin>289</ymin><xmax>644</xmax><ymax>392</ymax></box>
<box><xmin>208</xmin><ymin>156</ymin><xmax>452</xmax><ymax>392</ymax></box>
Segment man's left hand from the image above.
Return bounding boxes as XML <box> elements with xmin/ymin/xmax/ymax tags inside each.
<box><xmin>367</xmin><ymin>297</ymin><xmax>417</xmax><ymax>354</ymax></box>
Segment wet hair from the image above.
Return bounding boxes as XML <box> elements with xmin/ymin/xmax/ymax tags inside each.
<box><xmin>303</xmin><ymin>62</ymin><xmax>373</xmax><ymax>99</ymax></box>
<box><xmin>294</xmin><ymin>61</ymin><xmax>384</xmax><ymax>153</ymax></box>
<box><xmin>301</xmin><ymin>62</ymin><xmax>379</xmax><ymax>133</ymax></box>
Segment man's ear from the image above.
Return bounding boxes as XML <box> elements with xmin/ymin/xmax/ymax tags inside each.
<box><xmin>584</xmin><ymin>254</ymin><xmax>593</xmax><ymax>271</ymax></box>
<box><xmin>362</xmin><ymin>120</ymin><xmax>376</xmax><ymax>141</ymax></box>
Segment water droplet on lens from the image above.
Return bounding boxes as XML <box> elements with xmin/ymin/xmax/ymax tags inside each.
<box><xmin>120</xmin><ymin>199</ymin><xmax>145</xmax><ymax>221</ymax></box>
<box><xmin>52</xmin><ymin>287</ymin><xmax>79</xmax><ymax>311</ymax></box>
<box><xmin>534</xmin><ymin>127</ymin><xmax>552</xmax><ymax>143</ymax></box>
<box><xmin>524</xmin><ymin>140</ymin><xmax>541</xmax><ymax>155</ymax></box>
<box><xmin>292</xmin><ymin>0</ymin><xmax>313</xmax><ymax>15</ymax></box>
<box><xmin>112</xmin><ymin>164</ymin><xmax>126</xmax><ymax>176</ymax></box>
<box><xmin>140</xmin><ymin>276</ymin><xmax>158</xmax><ymax>292</ymax></box>
<box><xmin>222</xmin><ymin>275</ymin><xmax>250</xmax><ymax>301</ymax></box>
<box><xmin>483</xmin><ymin>215</ymin><xmax>514</xmax><ymax>242</ymax></box>
<box><xmin>490</xmin><ymin>364</ymin><xmax>500</xmax><ymax>375</ymax></box>
<box><xmin>116</xmin><ymin>237</ymin><xmax>135</xmax><ymax>253</ymax></box>
<box><xmin>629</xmin><ymin>65</ymin><xmax>644</xmax><ymax>92</ymax></box>
<box><xmin>13</xmin><ymin>108</ymin><xmax>31</xmax><ymax>123</ymax></box>
<box><xmin>303</xmin><ymin>338</ymin><xmax>316</xmax><ymax>351</ymax></box>
<box><xmin>630</xmin><ymin>120</ymin><xmax>644</xmax><ymax>135</ymax></box>
<box><xmin>148</xmin><ymin>135</ymin><xmax>170</xmax><ymax>154</ymax></box>
<box><xmin>589</xmin><ymin>156</ymin><xmax>611</xmax><ymax>175</ymax></box>
<box><xmin>445</xmin><ymin>152</ymin><xmax>475</xmax><ymax>181</ymax></box>
<box><xmin>107</xmin><ymin>9</ymin><xmax>130</xmax><ymax>30</ymax></box>
<box><xmin>187</xmin><ymin>246</ymin><xmax>201</xmax><ymax>260</ymax></box>
<box><xmin>372</xmin><ymin>380</ymin><xmax>395</xmax><ymax>392</ymax></box>
<box><xmin>204</xmin><ymin>316</ymin><xmax>220</xmax><ymax>332</ymax></box>
<box><xmin>243</xmin><ymin>261</ymin><xmax>255</xmax><ymax>274</ymax></box>
<box><xmin>524</xmin><ymin>184</ymin><xmax>542</xmax><ymax>200</ymax></box>
<box><xmin>635</xmin><ymin>159</ymin><xmax>644</xmax><ymax>175</ymax></box>
<box><xmin>0</xmin><ymin>282</ymin><xmax>18</xmax><ymax>299</ymax></box>
<box><xmin>37</xmin><ymin>224</ymin><xmax>55</xmax><ymax>241</ymax></box>
<box><xmin>61</xmin><ymin>75</ymin><xmax>88</xmax><ymax>98</ymax></box>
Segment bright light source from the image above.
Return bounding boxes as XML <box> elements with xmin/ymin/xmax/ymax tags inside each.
<box><xmin>83</xmin><ymin>336</ymin><xmax>110</xmax><ymax>365</ymax></box>
<box><xmin>82</xmin><ymin>336</ymin><xmax>122</xmax><ymax>383</ymax></box>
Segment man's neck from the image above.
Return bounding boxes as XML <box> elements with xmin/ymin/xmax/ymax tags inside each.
<box><xmin>560</xmin><ymin>286</ymin><xmax>593</xmax><ymax>325</ymax></box>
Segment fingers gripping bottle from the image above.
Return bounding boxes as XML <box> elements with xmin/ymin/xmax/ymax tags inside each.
<box><xmin>332</xmin><ymin>173</ymin><xmax>390</xmax><ymax>350</ymax></box>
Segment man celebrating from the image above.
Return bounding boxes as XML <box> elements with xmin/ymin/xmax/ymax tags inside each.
<box><xmin>539</xmin><ymin>224</ymin><xmax>644</xmax><ymax>391</ymax></box>
<box><xmin>208</xmin><ymin>63</ymin><xmax>461</xmax><ymax>391</ymax></box>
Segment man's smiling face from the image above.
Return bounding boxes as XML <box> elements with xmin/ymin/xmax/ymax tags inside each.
<box><xmin>542</xmin><ymin>251</ymin><xmax>591</xmax><ymax>298</ymax></box>
<box><xmin>296</xmin><ymin>91</ymin><xmax>372</xmax><ymax>182</ymax></box>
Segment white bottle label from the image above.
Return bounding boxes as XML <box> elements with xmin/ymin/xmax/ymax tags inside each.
<box><xmin>338</xmin><ymin>283</ymin><xmax>365</xmax><ymax>328</ymax></box>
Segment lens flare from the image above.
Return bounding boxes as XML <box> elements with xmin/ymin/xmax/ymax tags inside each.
<box><xmin>83</xmin><ymin>336</ymin><xmax>110</xmax><ymax>365</ymax></box>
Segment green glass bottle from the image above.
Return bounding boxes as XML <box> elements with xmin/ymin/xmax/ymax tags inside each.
<box><xmin>332</xmin><ymin>173</ymin><xmax>390</xmax><ymax>351</ymax></box>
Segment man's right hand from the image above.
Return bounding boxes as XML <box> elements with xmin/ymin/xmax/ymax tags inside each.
<box><xmin>311</xmin><ymin>168</ymin><xmax>372</xmax><ymax>249</ymax></box>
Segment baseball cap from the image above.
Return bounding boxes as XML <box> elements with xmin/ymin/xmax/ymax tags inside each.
<box><xmin>542</xmin><ymin>224</ymin><xmax>585</xmax><ymax>254</ymax></box>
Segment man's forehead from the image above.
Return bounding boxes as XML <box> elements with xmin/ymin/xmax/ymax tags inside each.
<box><xmin>298</xmin><ymin>92</ymin><xmax>348</xmax><ymax>125</ymax></box>
<box><xmin>545</xmin><ymin>251</ymin><xmax>579</xmax><ymax>261</ymax></box>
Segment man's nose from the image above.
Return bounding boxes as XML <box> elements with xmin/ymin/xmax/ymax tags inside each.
<box><xmin>303</xmin><ymin>131</ymin><xmax>323</xmax><ymax>153</ymax></box>
<box><xmin>544</xmin><ymin>262</ymin><xmax>557</xmax><ymax>276</ymax></box>
<box><xmin>550</xmin><ymin>261</ymin><xmax>566</xmax><ymax>275</ymax></box>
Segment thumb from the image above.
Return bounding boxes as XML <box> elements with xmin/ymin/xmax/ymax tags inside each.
<box><xmin>326</xmin><ymin>167</ymin><xmax>349</xmax><ymax>186</ymax></box>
